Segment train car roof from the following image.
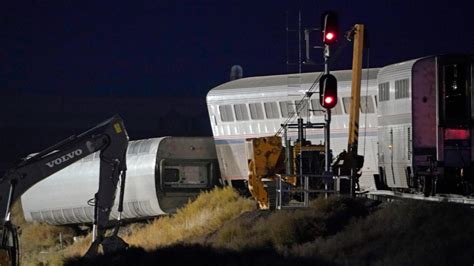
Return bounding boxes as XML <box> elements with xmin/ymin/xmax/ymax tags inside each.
<box><xmin>208</xmin><ymin>68</ymin><xmax>380</xmax><ymax>94</ymax></box>
<box><xmin>377</xmin><ymin>58</ymin><xmax>418</xmax><ymax>80</ymax></box>
<box><xmin>378</xmin><ymin>54</ymin><xmax>474</xmax><ymax>79</ymax></box>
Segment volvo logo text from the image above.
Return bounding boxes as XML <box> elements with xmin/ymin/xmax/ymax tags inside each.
<box><xmin>46</xmin><ymin>149</ymin><xmax>83</xmax><ymax>168</ymax></box>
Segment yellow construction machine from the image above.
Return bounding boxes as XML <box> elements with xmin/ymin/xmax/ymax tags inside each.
<box><xmin>246</xmin><ymin>133</ymin><xmax>327</xmax><ymax>209</ymax></box>
<box><xmin>246</xmin><ymin>136</ymin><xmax>285</xmax><ymax>210</ymax></box>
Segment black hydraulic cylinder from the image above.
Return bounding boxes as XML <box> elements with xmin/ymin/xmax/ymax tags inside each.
<box><xmin>297</xmin><ymin>118</ymin><xmax>304</xmax><ymax>142</ymax></box>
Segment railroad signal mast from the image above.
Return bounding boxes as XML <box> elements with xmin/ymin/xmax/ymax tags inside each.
<box><xmin>244</xmin><ymin>12</ymin><xmax>367</xmax><ymax>209</ymax></box>
<box><xmin>320</xmin><ymin>11</ymin><xmax>339</xmax><ymax>177</ymax></box>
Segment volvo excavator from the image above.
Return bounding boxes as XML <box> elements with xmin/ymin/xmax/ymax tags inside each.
<box><xmin>0</xmin><ymin>115</ymin><xmax>129</xmax><ymax>265</ymax></box>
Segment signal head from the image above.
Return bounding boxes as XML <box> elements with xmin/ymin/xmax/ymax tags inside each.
<box><xmin>321</xmin><ymin>11</ymin><xmax>338</xmax><ymax>45</ymax></box>
<box><xmin>319</xmin><ymin>74</ymin><xmax>338</xmax><ymax>109</ymax></box>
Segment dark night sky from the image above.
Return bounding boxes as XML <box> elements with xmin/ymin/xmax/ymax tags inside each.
<box><xmin>1</xmin><ymin>0</ymin><xmax>473</xmax><ymax>97</ymax></box>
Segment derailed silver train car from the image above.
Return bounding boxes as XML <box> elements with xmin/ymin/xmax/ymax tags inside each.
<box><xmin>207</xmin><ymin>69</ymin><xmax>380</xmax><ymax>192</ymax></box>
<box><xmin>21</xmin><ymin>137</ymin><xmax>220</xmax><ymax>225</ymax></box>
<box><xmin>377</xmin><ymin>54</ymin><xmax>474</xmax><ymax>195</ymax></box>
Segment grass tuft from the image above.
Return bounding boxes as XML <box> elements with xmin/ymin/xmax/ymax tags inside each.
<box><xmin>123</xmin><ymin>186</ymin><xmax>256</xmax><ymax>250</ymax></box>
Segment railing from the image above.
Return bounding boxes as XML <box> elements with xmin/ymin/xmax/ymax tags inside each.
<box><xmin>274</xmin><ymin>173</ymin><xmax>337</xmax><ymax>210</ymax></box>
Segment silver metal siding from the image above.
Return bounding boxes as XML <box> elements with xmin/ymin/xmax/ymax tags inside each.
<box><xmin>377</xmin><ymin>60</ymin><xmax>417</xmax><ymax>188</ymax></box>
<box><xmin>21</xmin><ymin>138</ymin><xmax>167</xmax><ymax>224</ymax></box>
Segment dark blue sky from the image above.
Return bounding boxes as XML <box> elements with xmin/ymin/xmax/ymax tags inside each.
<box><xmin>1</xmin><ymin>0</ymin><xmax>473</xmax><ymax>97</ymax></box>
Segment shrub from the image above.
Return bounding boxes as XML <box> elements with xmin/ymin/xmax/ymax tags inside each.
<box><xmin>206</xmin><ymin>196</ymin><xmax>374</xmax><ymax>251</ymax></box>
<box><xmin>291</xmin><ymin>201</ymin><xmax>474</xmax><ymax>265</ymax></box>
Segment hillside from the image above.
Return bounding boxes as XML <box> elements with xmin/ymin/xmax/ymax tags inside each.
<box><xmin>15</xmin><ymin>187</ymin><xmax>474</xmax><ymax>265</ymax></box>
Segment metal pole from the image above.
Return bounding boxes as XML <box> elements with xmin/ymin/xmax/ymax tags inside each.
<box><xmin>324</xmin><ymin>44</ymin><xmax>331</xmax><ymax>197</ymax></box>
<box><xmin>284</xmin><ymin>126</ymin><xmax>291</xmax><ymax>176</ymax></box>
<box><xmin>277</xmin><ymin>175</ymin><xmax>282</xmax><ymax>210</ymax></box>
<box><xmin>304</xmin><ymin>175</ymin><xmax>309</xmax><ymax>207</ymax></box>
<box><xmin>350</xmin><ymin>168</ymin><xmax>355</xmax><ymax>198</ymax></box>
<box><xmin>298</xmin><ymin>118</ymin><xmax>304</xmax><ymax>202</ymax></box>
<box><xmin>324</xmin><ymin>44</ymin><xmax>330</xmax><ymax>74</ymax></box>
<box><xmin>325</xmin><ymin>110</ymin><xmax>331</xmax><ymax>173</ymax></box>
<box><xmin>324</xmin><ymin>44</ymin><xmax>331</xmax><ymax>174</ymax></box>
<box><xmin>297</xmin><ymin>118</ymin><xmax>304</xmax><ymax>142</ymax></box>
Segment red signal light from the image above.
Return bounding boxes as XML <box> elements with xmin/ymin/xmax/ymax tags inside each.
<box><xmin>325</xmin><ymin>32</ymin><xmax>335</xmax><ymax>41</ymax></box>
<box><xmin>324</xmin><ymin>96</ymin><xmax>334</xmax><ymax>105</ymax></box>
<box><xmin>321</xmin><ymin>11</ymin><xmax>338</xmax><ymax>45</ymax></box>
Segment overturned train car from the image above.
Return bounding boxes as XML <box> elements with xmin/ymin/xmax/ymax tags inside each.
<box><xmin>21</xmin><ymin>137</ymin><xmax>220</xmax><ymax>225</ymax></box>
<box><xmin>377</xmin><ymin>54</ymin><xmax>474</xmax><ymax>195</ymax></box>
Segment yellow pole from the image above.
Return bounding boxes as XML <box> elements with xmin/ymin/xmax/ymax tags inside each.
<box><xmin>348</xmin><ymin>24</ymin><xmax>364</xmax><ymax>153</ymax></box>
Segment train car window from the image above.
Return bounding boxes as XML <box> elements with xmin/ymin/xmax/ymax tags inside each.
<box><xmin>294</xmin><ymin>100</ymin><xmax>309</xmax><ymax>117</ymax></box>
<box><xmin>342</xmin><ymin>97</ymin><xmax>351</xmax><ymax>114</ymax></box>
<box><xmin>342</xmin><ymin>96</ymin><xmax>374</xmax><ymax>113</ymax></box>
<box><xmin>279</xmin><ymin>101</ymin><xmax>296</xmax><ymax>118</ymax></box>
<box><xmin>219</xmin><ymin>105</ymin><xmax>234</xmax><ymax>122</ymax></box>
<box><xmin>163</xmin><ymin>168</ymin><xmax>180</xmax><ymax>183</ymax></box>
<box><xmin>310</xmin><ymin>99</ymin><xmax>324</xmax><ymax>116</ymax></box>
<box><xmin>233</xmin><ymin>104</ymin><xmax>249</xmax><ymax>121</ymax></box>
<box><xmin>249</xmin><ymin>103</ymin><xmax>264</xmax><ymax>120</ymax></box>
<box><xmin>264</xmin><ymin>102</ymin><xmax>280</xmax><ymax>119</ymax></box>
<box><xmin>333</xmin><ymin>100</ymin><xmax>343</xmax><ymax>115</ymax></box>
<box><xmin>395</xmin><ymin>79</ymin><xmax>409</xmax><ymax>99</ymax></box>
<box><xmin>378</xmin><ymin>82</ymin><xmax>390</xmax><ymax>101</ymax></box>
<box><xmin>441</xmin><ymin>63</ymin><xmax>469</xmax><ymax>123</ymax></box>
<box><xmin>360</xmin><ymin>96</ymin><xmax>375</xmax><ymax>113</ymax></box>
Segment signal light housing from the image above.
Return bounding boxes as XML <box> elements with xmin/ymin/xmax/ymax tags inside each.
<box><xmin>319</xmin><ymin>74</ymin><xmax>338</xmax><ymax>109</ymax></box>
<box><xmin>321</xmin><ymin>11</ymin><xmax>338</xmax><ymax>45</ymax></box>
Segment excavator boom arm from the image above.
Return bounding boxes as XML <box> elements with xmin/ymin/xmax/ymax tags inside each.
<box><xmin>347</xmin><ymin>24</ymin><xmax>365</xmax><ymax>154</ymax></box>
<box><xmin>0</xmin><ymin>115</ymin><xmax>129</xmax><ymax>264</ymax></box>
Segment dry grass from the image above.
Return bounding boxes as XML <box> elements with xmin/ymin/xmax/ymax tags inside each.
<box><xmin>289</xmin><ymin>200</ymin><xmax>474</xmax><ymax>266</ymax></box>
<box><xmin>14</xmin><ymin>187</ymin><xmax>474</xmax><ymax>265</ymax></box>
<box><xmin>204</xmin><ymin>196</ymin><xmax>372</xmax><ymax>252</ymax></box>
<box><xmin>57</xmin><ymin>186</ymin><xmax>256</xmax><ymax>261</ymax></box>
<box><xmin>61</xmin><ymin>234</ymin><xmax>93</xmax><ymax>259</ymax></box>
<box><xmin>10</xmin><ymin>199</ymin><xmax>27</xmax><ymax>227</ymax></box>
<box><xmin>123</xmin><ymin>186</ymin><xmax>256</xmax><ymax>250</ymax></box>
<box><xmin>10</xmin><ymin>200</ymin><xmax>76</xmax><ymax>265</ymax></box>
<box><xmin>20</xmin><ymin>222</ymin><xmax>75</xmax><ymax>252</ymax></box>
